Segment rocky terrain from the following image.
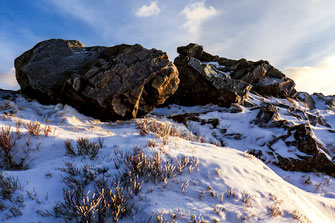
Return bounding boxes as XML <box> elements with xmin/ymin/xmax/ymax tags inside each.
<box><xmin>15</xmin><ymin>39</ymin><xmax>179</xmax><ymax>120</ymax></box>
<box><xmin>1</xmin><ymin>39</ymin><xmax>335</xmax><ymax>222</ymax></box>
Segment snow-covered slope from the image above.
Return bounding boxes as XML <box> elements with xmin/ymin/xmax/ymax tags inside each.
<box><xmin>1</xmin><ymin>94</ymin><xmax>335</xmax><ymax>222</ymax></box>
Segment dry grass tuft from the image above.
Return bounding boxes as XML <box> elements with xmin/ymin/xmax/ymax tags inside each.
<box><xmin>291</xmin><ymin>209</ymin><xmax>311</xmax><ymax>223</ymax></box>
<box><xmin>0</xmin><ymin>126</ymin><xmax>15</xmax><ymax>155</ymax></box>
<box><xmin>146</xmin><ymin>139</ymin><xmax>157</xmax><ymax>148</ymax></box>
<box><xmin>25</xmin><ymin>121</ymin><xmax>41</xmax><ymax>138</ymax></box>
<box><xmin>242</xmin><ymin>192</ymin><xmax>253</xmax><ymax>207</ymax></box>
<box><xmin>190</xmin><ymin>214</ymin><xmax>208</xmax><ymax>223</ymax></box>
<box><xmin>136</xmin><ymin>118</ymin><xmax>180</xmax><ymax>138</ymax></box>
<box><xmin>213</xmin><ymin>204</ymin><xmax>225</xmax><ymax>215</ymax></box>
<box><xmin>180</xmin><ymin>179</ymin><xmax>190</xmax><ymax>194</ymax></box>
<box><xmin>76</xmin><ymin>191</ymin><xmax>102</xmax><ymax>223</ymax></box>
<box><xmin>43</xmin><ymin>122</ymin><xmax>54</xmax><ymax>137</ymax></box>
<box><xmin>136</xmin><ymin>118</ymin><xmax>202</xmax><ymax>143</ymax></box>
<box><xmin>226</xmin><ymin>187</ymin><xmax>237</xmax><ymax>198</ymax></box>
<box><xmin>269</xmin><ymin>194</ymin><xmax>283</xmax><ymax>217</ymax></box>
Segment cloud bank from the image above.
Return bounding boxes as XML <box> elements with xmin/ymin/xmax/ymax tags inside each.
<box><xmin>0</xmin><ymin>68</ymin><xmax>19</xmax><ymax>90</ymax></box>
<box><xmin>285</xmin><ymin>56</ymin><xmax>335</xmax><ymax>95</ymax></box>
<box><xmin>136</xmin><ymin>2</ymin><xmax>160</xmax><ymax>17</ymax></box>
<box><xmin>1</xmin><ymin>0</ymin><xmax>335</xmax><ymax>95</ymax></box>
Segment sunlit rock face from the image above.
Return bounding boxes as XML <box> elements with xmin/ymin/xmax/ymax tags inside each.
<box><xmin>166</xmin><ymin>43</ymin><xmax>296</xmax><ymax>107</ymax></box>
<box><xmin>15</xmin><ymin>39</ymin><xmax>179</xmax><ymax>120</ymax></box>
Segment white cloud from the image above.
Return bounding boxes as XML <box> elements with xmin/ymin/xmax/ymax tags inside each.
<box><xmin>0</xmin><ymin>68</ymin><xmax>19</xmax><ymax>90</ymax></box>
<box><xmin>136</xmin><ymin>2</ymin><xmax>160</xmax><ymax>17</ymax></box>
<box><xmin>47</xmin><ymin>0</ymin><xmax>335</xmax><ymax>95</ymax></box>
<box><xmin>180</xmin><ymin>2</ymin><xmax>217</xmax><ymax>39</ymax></box>
<box><xmin>284</xmin><ymin>55</ymin><xmax>335</xmax><ymax>95</ymax></box>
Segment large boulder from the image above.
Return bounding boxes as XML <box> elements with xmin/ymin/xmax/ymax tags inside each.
<box><xmin>167</xmin><ymin>43</ymin><xmax>296</xmax><ymax>106</ymax></box>
<box><xmin>166</xmin><ymin>44</ymin><xmax>252</xmax><ymax>106</ymax></box>
<box><xmin>15</xmin><ymin>39</ymin><xmax>179</xmax><ymax>120</ymax></box>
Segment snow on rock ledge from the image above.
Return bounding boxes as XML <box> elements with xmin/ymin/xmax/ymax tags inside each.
<box><xmin>166</xmin><ymin>43</ymin><xmax>296</xmax><ymax>107</ymax></box>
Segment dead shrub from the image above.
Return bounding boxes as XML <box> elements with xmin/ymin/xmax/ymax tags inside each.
<box><xmin>0</xmin><ymin>126</ymin><xmax>16</xmax><ymax>163</ymax></box>
<box><xmin>64</xmin><ymin>137</ymin><xmax>103</xmax><ymax>160</ymax></box>
<box><xmin>55</xmin><ymin>165</ymin><xmax>133</xmax><ymax>222</ymax></box>
<box><xmin>98</xmin><ymin>185</ymin><xmax>133</xmax><ymax>223</ymax></box>
<box><xmin>0</xmin><ymin>173</ymin><xmax>24</xmax><ymax>218</ymax></box>
<box><xmin>77</xmin><ymin>137</ymin><xmax>101</xmax><ymax>159</ymax></box>
<box><xmin>54</xmin><ymin>164</ymin><xmax>99</xmax><ymax>221</ymax></box>
<box><xmin>0</xmin><ymin>126</ymin><xmax>25</xmax><ymax>170</ymax></box>
<box><xmin>52</xmin><ymin>146</ymin><xmax>199</xmax><ymax>222</ymax></box>
<box><xmin>54</xmin><ymin>188</ymin><xmax>84</xmax><ymax>221</ymax></box>
<box><xmin>0</xmin><ymin>125</ymin><xmax>31</xmax><ymax>170</ymax></box>
<box><xmin>0</xmin><ymin>173</ymin><xmax>20</xmax><ymax>200</ymax></box>
<box><xmin>25</xmin><ymin>121</ymin><xmax>41</xmax><ymax>138</ymax></box>
<box><xmin>64</xmin><ymin>140</ymin><xmax>76</xmax><ymax>157</ymax></box>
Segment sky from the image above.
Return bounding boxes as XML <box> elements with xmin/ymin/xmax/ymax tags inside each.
<box><xmin>1</xmin><ymin>0</ymin><xmax>335</xmax><ymax>95</ymax></box>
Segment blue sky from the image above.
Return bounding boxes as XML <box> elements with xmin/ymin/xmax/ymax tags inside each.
<box><xmin>1</xmin><ymin>0</ymin><xmax>335</xmax><ymax>95</ymax></box>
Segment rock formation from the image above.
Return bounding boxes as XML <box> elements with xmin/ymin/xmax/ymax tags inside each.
<box><xmin>272</xmin><ymin>123</ymin><xmax>335</xmax><ymax>176</ymax></box>
<box><xmin>15</xmin><ymin>39</ymin><xmax>179</xmax><ymax>120</ymax></box>
<box><xmin>166</xmin><ymin>44</ymin><xmax>252</xmax><ymax>107</ymax></box>
<box><xmin>8</xmin><ymin>39</ymin><xmax>335</xmax><ymax>178</ymax></box>
<box><xmin>166</xmin><ymin>43</ymin><xmax>297</xmax><ymax>106</ymax></box>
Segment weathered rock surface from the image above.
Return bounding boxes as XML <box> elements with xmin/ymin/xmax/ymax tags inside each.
<box><xmin>166</xmin><ymin>44</ymin><xmax>252</xmax><ymax>106</ymax></box>
<box><xmin>296</xmin><ymin>92</ymin><xmax>316</xmax><ymax>110</ymax></box>
<box><xmin>15</xmin><ymin>39</ymin><xmax>179</xmax><ymax>120</ymax></box>
<box><xmin>166</xmin><ymin>43</ymin><xmax>296</xmax><ymax>106</ymax></box>
<box><xmin>273</xmin><ymin>124</ymin><xmax>335</xmax><ymax>176</ymax></box>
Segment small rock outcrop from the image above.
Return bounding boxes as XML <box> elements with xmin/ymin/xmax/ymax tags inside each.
<box><xmin>166</xmin><ymin>43</ymin><xmax>296</xmax><ymax>106</ymax></box>
<box><xmin>311</xmin><ymin>93</ymin><xmax>335</xmax><ymax>110</ymax></box>
<box><xmin>296</xmin><ymin>92</ymin><xmax>316</xmax><ymax>110</ymax></box>
<box><xmin>253</xmin><ymin>103</ymin><xmax>282</xmax><ymax>128</ymax></box>
<box><xmin>274</xmin><ymin>124</ymin><xmax>335</xmax><ymax>176</ymax></box>
<box><xmin>166</xmin><ymin>44</ymin><xmax>252</xmax><ymax>107</ymax></box>
<box><xmin>15</xmin><ymin>39</ymin><xmax>179</xmax><ymax>120</ymax></box>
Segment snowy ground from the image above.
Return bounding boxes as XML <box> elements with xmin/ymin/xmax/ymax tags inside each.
<box><xmin>0</xmin><ymin>94</ymin><xmax>335</xmax><ymax>222</ymax></box>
